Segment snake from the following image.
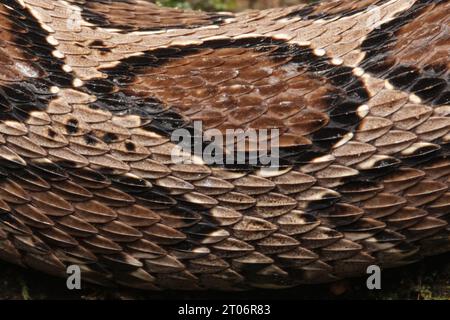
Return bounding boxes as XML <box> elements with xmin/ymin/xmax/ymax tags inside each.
<box><xmin>0</xmin><ymin>0</ymin><xmax>448</xmax><ymax>291</ymax></box>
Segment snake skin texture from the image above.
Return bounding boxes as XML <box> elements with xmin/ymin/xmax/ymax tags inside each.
<box><xmin>0</xmin><ymin>0</ymin><xmax>448</xmax><ymax>291</ymax></box>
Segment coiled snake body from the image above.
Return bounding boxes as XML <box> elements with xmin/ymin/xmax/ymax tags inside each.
<box><xmin>0</xmin><ymin>0</ymin><xmax>448</xmax><ymax>290</ymax></box>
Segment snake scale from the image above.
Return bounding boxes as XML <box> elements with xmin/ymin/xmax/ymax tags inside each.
<box><xmin>0</xmin><ymin>0</ymin><xmax>448</xmax><ymax>291</ymax></box>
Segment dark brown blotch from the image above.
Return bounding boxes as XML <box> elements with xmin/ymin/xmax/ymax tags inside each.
<box><xmin>66</xmin><ymin>118</ymin><xmax>79</xmax><ymax>134</ymax></box>
<box><xmin>103</xmin><ymin>132</ymin><xmax>118</xmax><ymax>143</ymax></box>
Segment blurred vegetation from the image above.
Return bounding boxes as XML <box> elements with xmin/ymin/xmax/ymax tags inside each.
<box><xmin>157</xmin><ymin>0</ymin><xmax>236</xmax><ymax>11</ymax></box>
<box><xmin>157</xmin><ymin>0</ymin><xmax>317</xmax><ymax>11</ymax></box>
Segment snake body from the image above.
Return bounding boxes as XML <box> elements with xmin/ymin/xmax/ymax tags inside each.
<box><xmin>0</xmin><ymin>0</ymin><xmax>448</xmax><ymax>290</ymax></box>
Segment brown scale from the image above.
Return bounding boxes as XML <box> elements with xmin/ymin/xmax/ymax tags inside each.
<box><xmin>0</xmin><ymin>0</ymin><xmax>449</xmax><ymax>291</ymax></box>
